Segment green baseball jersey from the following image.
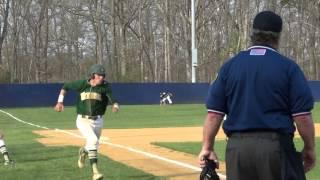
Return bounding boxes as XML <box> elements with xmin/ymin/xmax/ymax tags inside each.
<box><xmin>62</xmin><ymin>79</ymin><xmax>116</xmax><ymax>116</ymax></box>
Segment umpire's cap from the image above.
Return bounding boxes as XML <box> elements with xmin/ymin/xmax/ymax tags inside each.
<box><xmin>253</xmin><ymin>11</ymin><xmax>282</xmax><ymax>33</ymax></box>
<box><xmin>88</xmin><ymin>64</ymin><xmax>106</xmax><ymax>76</ymax></box>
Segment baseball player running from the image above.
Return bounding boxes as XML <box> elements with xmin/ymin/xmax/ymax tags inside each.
<box><xmin>54</xmin><ymin>64</ymin><xmax>119</xmax><ymax>180</ymax></box>
<box><xmin>0</xmin><ymin>132</ymin><xmax>14</xmax><ymax>166</ymax></box>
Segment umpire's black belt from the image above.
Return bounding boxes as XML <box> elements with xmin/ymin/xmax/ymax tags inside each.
<box><xmin>81</xmin><ymin>115</ymin><xmax>101</xmax><ymax>120</ymax></box>
<box><xmin>229</xmin><ymin>131</ymin><xmax>280</xmax><ymax>140</ymax></box>
<box><xmin>229</xmin><ymin>131</ymin><xmax>293</xmax><ymax>140</ymax></box>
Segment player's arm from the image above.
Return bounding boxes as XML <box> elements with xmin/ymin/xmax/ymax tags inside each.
<box><xmin>105</xmin><ymin>83</ymin><xmax>119</xmax><ymax>113</ymax></box>
<box><xmin>111</xmin><ymin>102</ymin><xmax>119</xmax><ymax>113</ymax></box>
<box><xmin>54</xmin><ymin>80</ymin><xmax>85</xmax><ymax>112</ymax></box>
<box><xmin>54</xmin><ymin>89</ymin><xmax>67</xmax><ymax>112</ymax></box>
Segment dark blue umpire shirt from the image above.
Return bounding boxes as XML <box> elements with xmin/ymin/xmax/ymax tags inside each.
<box><xmin>206</xmin><ymin>45</ymin><xmax>314</xmax><ymax>136</ymax></box>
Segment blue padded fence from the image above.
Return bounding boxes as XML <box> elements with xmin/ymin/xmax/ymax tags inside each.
<box><xmin>1</xmin><ymin>81</ymin><xmax>320</xmax><ymax>108</ymax></box>
<box><xmin>0</xmin><ymin>83</ymin><xmax>210</xmax><ymax>107</ymax></box>
<box><xmin>309</xmin><ymin>81</ymin><xmax>320</xmax><ymax>102</ymax></box>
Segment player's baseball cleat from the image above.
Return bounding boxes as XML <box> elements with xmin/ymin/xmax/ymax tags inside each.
<box><xmin>78</xmin><ymin>147</ymin><xmax>87</xmax><ymax>168</ymax></box>
<box><xmin>4</xmin><ymin>160</ymin><xmax>15</xmax><ymax>166</ymax></box>
<box><xmin>92</xmin><ymin>172</ymin><xmax>103</xmax><ymax>180</ymax></box>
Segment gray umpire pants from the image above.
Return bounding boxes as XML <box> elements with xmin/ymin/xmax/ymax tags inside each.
<box><xmin>226</xmin><ymin>132</ymin><xmax>305</xmax><ymax>180</ymax></box>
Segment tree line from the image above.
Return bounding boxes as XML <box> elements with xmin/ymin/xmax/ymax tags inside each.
<box><xmin>0</xmin><ymin>0</ymin><xmax>319</xmax><ymax>83</ymax></box>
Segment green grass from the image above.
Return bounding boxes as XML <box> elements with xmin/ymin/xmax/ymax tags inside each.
<box><xmin>2</xmin><ymin>104</ymin><xmax>207</xmax><ymax>129</ymax></box>
<box><xmin>0</xmin><ymin>103</ymin><xmax>319</xmax><ymax>179</ymax></box>
<box><xmin>2</xmin><ymin>103</ymin><xmax>319</xmax><ymax>130</ymax></box>
<box><xmin>312</xmin><ymin>102</ymin><xmax>320</xmax><ymax>122</ymax></box>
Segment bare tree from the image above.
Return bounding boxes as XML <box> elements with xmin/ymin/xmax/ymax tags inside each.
<box><xmin>0</xmin><ymin>0</ymin><xmax>320</xmax><ymax>83</ymax></box>
<box><xmin>24</xmin><ymin>0</ymin><xmax>49</xmax><ymax>82</ymax></box>
<box><xmin>88</xmin><ymin>0</ymin><xmax>104</xmax><ymax>64</ymax></box>
<box><xmin>0</xmin><ymin>0</ymin><xmax>10</xmax><ymax>64</ymax></box>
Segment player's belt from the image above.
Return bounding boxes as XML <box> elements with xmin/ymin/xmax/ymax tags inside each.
<box><xmin>81</xmin><ymin>115</ymin><xmax>101</xmax><ymax>120</ymax></box>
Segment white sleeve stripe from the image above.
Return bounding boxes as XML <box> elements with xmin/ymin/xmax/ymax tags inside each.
<box><xmin>292</xmin><ymin>112</ymin><xmax>311</xmax><ymax>117</ymax></box>
<box><xmin>207</xmin><ymin>109</ymin><xmax>225</xmax><ymax>115</ymax></box>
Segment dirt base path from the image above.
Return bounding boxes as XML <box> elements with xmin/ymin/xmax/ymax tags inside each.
<box><xmin>33</xmin><ymin>124</ymin><xmax>320</xmax><ymax>180</ymax></box>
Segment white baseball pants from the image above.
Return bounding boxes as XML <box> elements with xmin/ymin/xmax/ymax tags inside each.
<box><xmin>76</xmin><ymin>115</ymin><xmax>104</xmax><ymax>151</ymax></box>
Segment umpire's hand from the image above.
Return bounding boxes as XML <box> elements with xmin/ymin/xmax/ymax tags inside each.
<box><xmin>199</xmin><ymin>149</ymin><xmax>220</xmax><ymax>180</ymax></box>
<box><xmin>302</xmin><ymin>147</ymin><xmax>316</xmax><ymax>172</ymax></box>
<box><xmin>54</xmin><ymin>102</ymin><xmax>64</xmax><ymax>112</ymax></box>
<box><xmin>199</xmin><ymin>158</ymin><xmax>220</xmax><ymax>180</ymax></box>
<box><xmin>198</xmin><ymin>149</ymin><xmax>219</xmax><ymax>169</ymax></box>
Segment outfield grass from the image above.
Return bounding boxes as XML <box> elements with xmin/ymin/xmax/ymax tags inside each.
<box><xmin>1</xmin><ymin>104</ymin><xmax>207</xmax><ymax>129</ymax></box>
<box><xmin>3</xmin><ymin>103</ymin><xmax>319</xmax><ymax>130</ymax></box>
<box><xmin>0</xmin><ymin>103</ymin><xmax>319</xmax><ymax>179</ymax></box>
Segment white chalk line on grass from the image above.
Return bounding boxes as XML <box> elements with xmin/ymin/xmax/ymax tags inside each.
<box><xmin>0</xmin><ymin>109</ymin><xmax>50</xmax><ymax>130</ymax></box>
<box><xmin>0</xmin><ymin>109</ymin><xmax>226</xmax><ymax>179</ymax></box>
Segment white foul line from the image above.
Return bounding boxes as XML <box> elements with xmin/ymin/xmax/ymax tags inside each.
<box><xmin>0</xmin><ymin>109</ymin><xmax>226</xmax><ymax>179</ymax></box>
<box><xmin>0</xmin><ymin>109</ymin><xmax>50</xmax><ymax>130</ymax></box>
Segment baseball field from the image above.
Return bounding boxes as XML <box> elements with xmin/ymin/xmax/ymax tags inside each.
<box><xmin>0</xmin><ymin>104</ymin><xmax>319</xmax><ymax>180</ymax></box>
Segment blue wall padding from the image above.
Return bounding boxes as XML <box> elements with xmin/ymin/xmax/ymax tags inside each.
<box><xmin>0</xmin><ymin>83</ymin><xmax>209</xmax><ymax>107</ymax></box>
<box><xmin>309</xmin><ymin>81</ymin><xmax>320</xmax><ymax>102</ymax></box>
<box><xmin>0</xmin><ymin>83</ymin><xmax>75</xmax><ymax>107</ymax></box>
<box><xmin>0</xmin><ymin>82</ymin><xmax>319</xmax><ymax>108</ymax></box>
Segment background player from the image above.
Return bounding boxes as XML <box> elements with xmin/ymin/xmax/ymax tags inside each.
<box><xmin>160</xmin><ymin>92</ymin><xmax>173</xmax><ymax>105</ymax></box>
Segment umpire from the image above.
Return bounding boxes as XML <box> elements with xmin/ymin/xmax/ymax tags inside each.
<box><xmin>199</xmin><ymin>11</ymin><xmax>316</xmax><ymax>180</ymax></box>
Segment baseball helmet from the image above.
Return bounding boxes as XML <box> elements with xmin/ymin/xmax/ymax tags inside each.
<box><xmin>88</xmin><ymin>64</ymin><xmax>106</xmax><ymax>78</ymax></box>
